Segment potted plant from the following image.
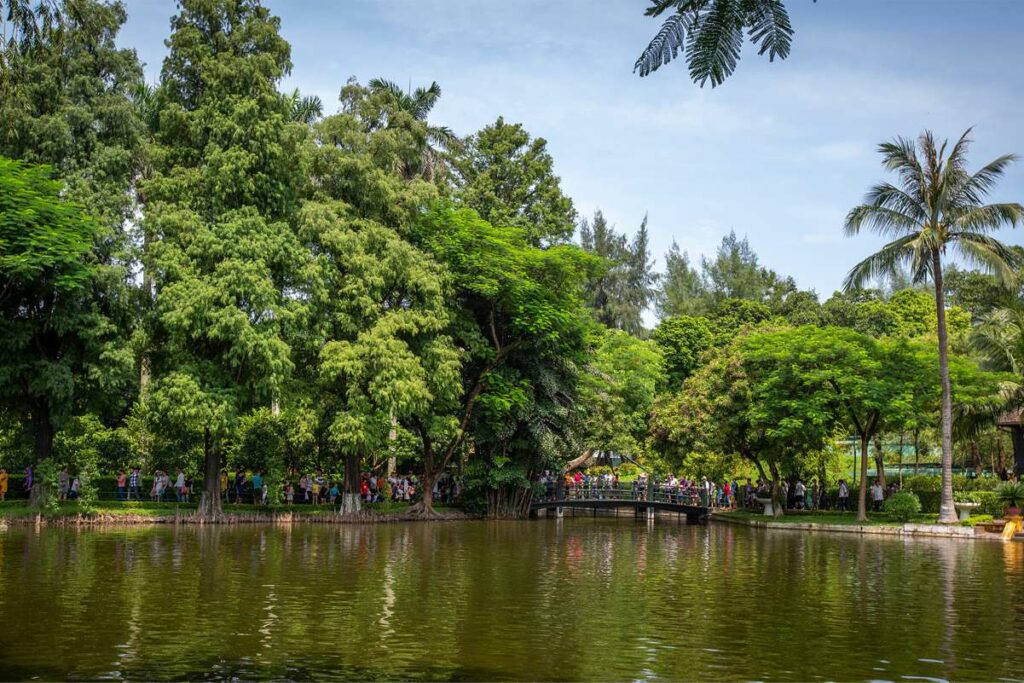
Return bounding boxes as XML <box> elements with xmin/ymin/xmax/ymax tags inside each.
<box><xmin>995</xmin><ymin>481</ymin><xmax>1024</xmax><ymax>520</ymax></box>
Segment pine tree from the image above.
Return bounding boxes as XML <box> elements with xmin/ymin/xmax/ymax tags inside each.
<box><xmin>656</xmin><ymin>240</ymin><xmax>707</xmax><ymax>317</ymax></box>
<box><xmin>579</xmin><ymin>210</ymin><xmax>656</xmax><ymax>335</ymax></box>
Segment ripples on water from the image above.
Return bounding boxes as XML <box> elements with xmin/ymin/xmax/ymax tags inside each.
<box><xmin>0</xmin><ymin>519</ymin><xmax>1021</xmax><ymax>681</ymax></box>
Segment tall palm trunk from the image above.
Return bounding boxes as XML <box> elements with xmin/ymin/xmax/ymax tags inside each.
<box><xmin>932</xmin><ymin>250</ymin><xmax>957</xmax><ymax>523</ymax></box>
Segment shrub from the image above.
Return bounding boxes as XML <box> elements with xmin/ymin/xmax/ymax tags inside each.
<box><xmin>995</xmin><ymin>481</ymin><xmax>1024</xmax><ymax>510</ymax></box>
<box><xmin>883</xmin><ymin>491</ymin><xmax>922</xmax><ymax>522</ymax></box>
<box><xmin>960</xmin><ymin>514</ymin><xmax>994</xmax><ymax>527</ymax></box>
<box><xmin>972</xmin><ymin>491</ymin><xmax>1003</xmax><ymax>517</ymax></box>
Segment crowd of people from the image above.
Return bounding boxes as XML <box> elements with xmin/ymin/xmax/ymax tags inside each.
<box><xmin>536</xmin><ymin>469</ymin><xmax>912</xmax><ymax>513</ymax></box>
<box><xmin>0</xmin><ymin>465</ymin><xmax>464</xmax><ymax>508</ymax></box>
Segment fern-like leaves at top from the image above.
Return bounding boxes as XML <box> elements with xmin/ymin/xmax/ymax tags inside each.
<box><xmin>634</xmin><ymin>0</ymin><xmax>800</xmax><ymax>88</ymax></box>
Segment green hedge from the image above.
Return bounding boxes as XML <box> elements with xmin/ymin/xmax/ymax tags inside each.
<box><xmin>818</xmin><ymin>475</ymin><xmax>1003</xmax><ymax>513</ymax></box>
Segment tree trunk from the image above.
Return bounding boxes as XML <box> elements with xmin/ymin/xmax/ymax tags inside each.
<box><xmin>768</xmin><ymin>462</ymin><xmax>784</xmax><ymax>517</ymax></box>
<box><xmin>873</xmin><ymin>435</ymin><xmax>886</xmax><ymax>490</ymax></box>
<box><xmin>197</xmin><ymin>429</ymin><xmax>224</xmax><ymax>521</ymax></box>
<box><xmin>341</xmin><ymin>451</ymin><xmax>361</xmax><ymax>514</ymax></box>
<box><xmin>932</xmin><ymin>252</ymin><xmax>957</xmax><ymax>524</ymax></box>
<box><xmin>897</xmin><ymin>432</ymin><xmax>905</xmax><ymax>488</ymax></box>
<box><xmin>561</xmin><ymin>449</ymin><xmax>594</xmax><ymax>474</ymax></box>
<box><xmin>970</xmin><ymin>441</ymin><xmax>982</xmax><ymax>477</ymax></box>
<box><xmin>857</xmin><ymin>432</ymin><xmax>870</xmax><ymax>522</ymax></box>
<box><xmin>407</xmin><ymin>427</ymin><xmax>439</xmax><ymax>517</ymax></box>
<box><xmin>1009</xmin><ymin>427</ymin><xmax>1024</xmax><ymax>478</ymax></box>
<box><xmin>914</xmin><ymin>428</ymin><xmax>921</xmax><ymax>473</ymax></box>
<box><xmin>140</xmin><ymin>228</ymin><xmax>153</xmax><ymax>394</ymax></box>
<box><xmin>29</xmin><ymin>402</ymin><xmax>54</xmax><ymax>507</ymax></box>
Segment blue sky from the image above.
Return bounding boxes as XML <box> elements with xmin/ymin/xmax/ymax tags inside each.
<box><xmin>120</xmin><ymin>0</ymin><xmax>1024</xmax><ymax>305</ymax></box>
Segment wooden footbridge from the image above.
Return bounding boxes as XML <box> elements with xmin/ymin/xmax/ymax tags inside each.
<box><xmin>529</xmin><ymin>485</ymin><xmax>709</xmax><ymax>524</ymax></box>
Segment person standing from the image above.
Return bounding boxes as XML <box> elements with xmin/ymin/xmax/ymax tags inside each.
<box><xmin>838</xmin><ymin>479</ymin><xmax>849</xmax><ymax>512</ymax></box>
<box><xmin>116</xmin><ymin>471</ymin><xmax>127</xmax><ymax>501</ymax></box>
<box><xmin>234</xmin><ymin>468</ymin><xmax>245</xmax><ymax>504</ymax></box>
<box><xmin>219</xmin><ymin>469</ymin><xmax>229</xmax><ymax>503</ymax></box>
<box><xmin>175</xmin><ymin>469</ymin><xmax>187</xmax><ymax>503</ymax></box>
<box><xmin>0</xmin><ymin>468</ymin><xmax>8</xmax><ymax>502</ymax></box>
<box><xmin>24</xmin><ymin>466</ymin><xmax>33</xmax><ymax>495</ymax></box>
<box><xmin>128</xmin><ymin>467</ymin><xmax>141</xmax><ymax>501</ymax></box>
<box><xmin>154</xmin><ymin>471</ymin><xmax>166</xmax><ymax>502</ymax></box>
<box><xmin>871</xmin><ymin>480</ymin><xmax>884</xmax><ymax>512</ymax></box>
<box><xmin>794</xmin><ymin>480</ymin><xmax>806</xmax><ymax>510</ymax></box>
<box><xmin>251</xmin><ymin>470</ymin><xmax>263</xmax><ymax>506</ymax></box>
<box><xmin>58</xmin><ymin>467</ymin><xmax>70</xmax><ymax>501</ymax></box>
<box><xmin>69</xmin><ymin>474</ymin><xmax>81</xmax><ymax>500</ymax></box>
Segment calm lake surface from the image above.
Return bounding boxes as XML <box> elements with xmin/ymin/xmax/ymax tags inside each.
<box><xmin>0</xmin><ymin>518</ymin><xmax>1022</xmax><ymax>681</ymax></box>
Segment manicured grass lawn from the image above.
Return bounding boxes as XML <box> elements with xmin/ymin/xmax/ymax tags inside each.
<box><xmin>716</xmin><ymin>508</ymin><xmax>939</xmax><ymax>527</ymax></box>
<box><xmin>0</xmin><ymin>500</ymin><xmax>189</xmax><ymax>518</ymax></box>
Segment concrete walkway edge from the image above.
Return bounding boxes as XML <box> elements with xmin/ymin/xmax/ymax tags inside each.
<box><xmin>710</xmin><ymin>511</ymin><xmax>1006</xmax><ymax>541</ymax></box>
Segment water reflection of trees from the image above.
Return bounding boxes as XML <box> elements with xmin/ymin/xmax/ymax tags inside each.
<box><xmin>0</xmin><ymin>523</ymin><xmax>1021</xmax><ymax>679</ymax></box>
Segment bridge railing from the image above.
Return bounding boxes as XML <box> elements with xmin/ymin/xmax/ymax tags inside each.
<box><xmin>537</xmin><ymin>483</ymin><xmax>704</xmax><ymax>507</ymax></box>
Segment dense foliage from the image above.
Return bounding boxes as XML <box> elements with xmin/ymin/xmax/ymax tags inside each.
<box><xmin>1</xmin><ymin>0</ymin><xmax>1021</xmax><ymax>523</ymax></box>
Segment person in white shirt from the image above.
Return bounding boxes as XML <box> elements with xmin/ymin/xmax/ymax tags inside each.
<box><xmin>871</xmin><ymin>480</ymin><xmax>885</xmax><ymax>512</ymax></box>
<box><xmin>837</xmin><ymin>479</ymin><xmax>849</xmax><ymax>512</ymax></box>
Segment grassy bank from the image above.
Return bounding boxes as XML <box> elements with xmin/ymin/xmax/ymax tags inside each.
<box><xmin>714</xmin><ymin>509</ymin><xmax>939</xmax><ymax>527</ymax></box>
<box><xmin>0</xmin><ymin>500</ymin><xmax>465</xmax><ymax>524</ymax></box>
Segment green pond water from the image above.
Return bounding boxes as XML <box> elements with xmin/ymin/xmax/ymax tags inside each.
<box><xmin>0</xmin><ymin>518</ymin><xmax>1022</xmax><ymax>681</ymax></box>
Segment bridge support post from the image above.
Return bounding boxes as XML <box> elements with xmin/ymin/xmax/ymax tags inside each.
<box><xmin>555</xmin><ymin>506</ymin><xmax>564</xmax><ymax>518</ymax></box>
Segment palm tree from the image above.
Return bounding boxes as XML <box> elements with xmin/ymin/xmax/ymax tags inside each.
<box><xmin>367</xmin><ymin>78</ymin><xmax>461</xmax><ymax>180</ymax></box>
<box><xmin>633</xmin><ymin>0</ymin><xmax>797</xmax><ymax>87</ymax></box>
<box><xmin>844</xmin><ymin>129</ymin><xmax>1023</xmax><ymax>523</ymax></box>
<box><xmin>972</xmin><ymin>305</ymin><xmax>1024</xmax><ymax>374</ymax></box>
<box><xmin>284</xmin><ymin>88</ymin><xmax>323</xmax><ymax>125</ymax></box>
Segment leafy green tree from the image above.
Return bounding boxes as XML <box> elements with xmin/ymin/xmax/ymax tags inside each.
<box><xmin>578</xmin><ymin>328</ymin><xmax>665</xmax><ymax>465</ymax></box>
<box><xmin>844</xmin><ymin>129</ymin><xmax>1023</xmax><ymax>523</ymax></box>
<box><xmin>412</xmin><ymin>205</ymin><xmax>592</xmax><ymax>516</ymax></box>
<box><xmin>634</xmin><ymin>0</ymin><xmax>797</xmax><ymax>87</ymax></box>
<box><xmin>650</xmin><ymin>333</ymin><xmax>778</xmax><ymax>502</ymax></box>
<box><xmin>0</xmin><ymin>0</ymin><xmax>144</xmax><ymax>434</ymax></box>
<box><xmin>0</xmin><ymin>157</ymin><xmax>132</xmax><ymax>502</ymax></box>
<box><xmin>821</xmin><ymin>289</ymin><xmax>897</xmax><ymax>337</ymax></box>
<box><xmin>944</xmin><ymin>262</ymin><xmax>1020</xmax><ymax>322</ymax></box>
<box><xmin>456</xmin><ymin>116</ymin><xmax>576</xmax><ymax>246</ymax></box>
<box><xmin>298</xmin><ymin>199</ymin><xmax>460</xmax><ymax>513</ymax></box>
<box><xmin>0</xmin><ymin>0</ymin><xmax>145</xmax><ymax>236</ymax></box>
<box><xmin>142</xmin><ymin>0</ymin><xmax>306</xmax><ymax>519</ymax></box>
<box><xmin>739</xmin><ymin>328</ymin><xmax>856</xmax><ymax>507</ymax></box>
<box><xmin>705</xmin><ymin>297</ymin><xmax>772</xmax><ymax>345</ymax></box>
<box><xmin>772</xmin><ymin>289</ymin><xmax>821</xmax><ymax>326</ymax></box>
<box><xmin>321</xmin><ymin>79</ymin><xmax>439</xmax><ymax>228</ymax></box>
<box><xmin>291</xmin><ymin>81</ymin><xmax>458</xmax><ymax>505</ymax></box>
<box><xmin>652</xmin><ymin>315</ymin><xmax>713</xmax><ymax>386</ymax></box>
